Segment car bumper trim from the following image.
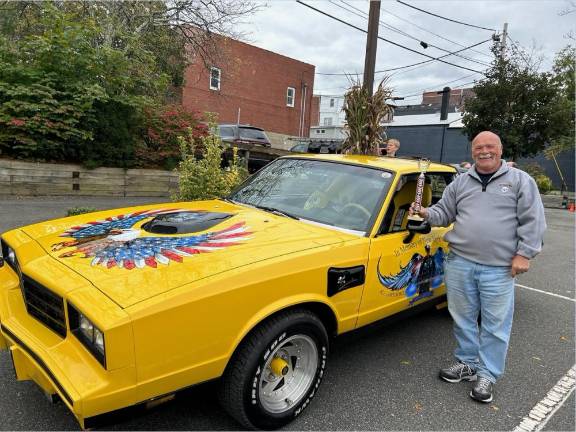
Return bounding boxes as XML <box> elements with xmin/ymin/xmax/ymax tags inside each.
<box><xmin>1</xmin><ymin>323</ymin><xmax>74</xmax><ymax>407</ymax></box>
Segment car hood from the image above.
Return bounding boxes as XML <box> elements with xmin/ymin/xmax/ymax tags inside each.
<box><xmin>22</xmin><ymin>200</ymin><xmax>355</xmax><ymax>308</ymax></box>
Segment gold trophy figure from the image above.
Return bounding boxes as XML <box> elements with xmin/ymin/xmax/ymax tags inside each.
<box><xmin>408</xmin><ymin>158</ymin><xmax>431</xmax><ymax>222</ymax></box>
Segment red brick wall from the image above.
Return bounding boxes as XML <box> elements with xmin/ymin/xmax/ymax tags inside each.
<box><xmin>310</xmin><ymin>95</ymin><xmax>320</xmax><ymax>127</ymax></box>
<box><xmin>182</xmin><ymin>37</ymin><xmax>315</xmax><ymax>137</ymax></box>
<box><xmin>422</xmin><ymin>88</ymin><xmax>475</xmax><ymax>107</ymax></box>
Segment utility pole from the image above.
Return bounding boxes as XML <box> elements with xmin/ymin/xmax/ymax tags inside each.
<box><xmin>500</xmin><ymin>22</ymin><xmax>508</xmax><ymax>60</ymax></box>
<box><xmin>363</xmin><ymin>0</ymin><xmax>381</xmax><ymax>95</ymax></box>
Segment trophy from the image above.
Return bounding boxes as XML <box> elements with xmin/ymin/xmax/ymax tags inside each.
<box><xmin>408</xmin><ymin>158</ymin><xmax>430</xmax><ymax>223</ymax></box>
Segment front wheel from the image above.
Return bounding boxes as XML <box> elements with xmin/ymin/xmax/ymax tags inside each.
<box><xmin>219</xmin><ymin>309</ymin><xmax>329</xmax><ymax>430</ymax></box>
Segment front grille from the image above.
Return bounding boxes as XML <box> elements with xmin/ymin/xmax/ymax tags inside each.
<box><xmin>21</xmin><ymin>275</ymin><xmax>66</xmax><ymax>338</ymax></box>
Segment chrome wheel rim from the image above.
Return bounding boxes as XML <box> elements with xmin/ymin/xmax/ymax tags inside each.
<box><xmin>258</xmin><ymin>334</ymin><xmax>318</xmax><ymax>413</ymax></box>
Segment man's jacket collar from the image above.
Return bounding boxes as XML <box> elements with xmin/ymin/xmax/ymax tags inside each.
<box><xmin>467</xmin><ymin>160</ymin><xmax>509</xmax><ymax>182</ymax></box>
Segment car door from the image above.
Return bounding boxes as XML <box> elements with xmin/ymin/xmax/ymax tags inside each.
<box><xmin>356</xmin><ymin>171</ymin><xmax>453</xmax><ymax>328</ymax></box>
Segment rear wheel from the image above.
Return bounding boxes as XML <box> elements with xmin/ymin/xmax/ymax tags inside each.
<box><xmin>219</xmin><ymin>309</ymin><xmax>329</xmax><ymax>430</ymax></box>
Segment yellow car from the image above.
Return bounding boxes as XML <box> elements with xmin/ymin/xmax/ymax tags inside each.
<box><xmin>0</xmin><ymin>154</ymin><xmax>456</xmax><ymax>429</ymax></box>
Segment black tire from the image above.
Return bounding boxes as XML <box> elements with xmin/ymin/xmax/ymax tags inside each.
<box><xmin>218</xmin><ymin>309</ymin><xmax>329</xmax><ymax>430</ymax></box>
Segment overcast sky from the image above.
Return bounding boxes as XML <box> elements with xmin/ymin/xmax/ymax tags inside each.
<box><xmin>237</xmin><ymin>0</ymin><xmax>575</xmax><ymax>105</ymax></box>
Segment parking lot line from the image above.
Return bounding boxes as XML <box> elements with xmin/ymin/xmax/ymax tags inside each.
<box><xmin>515</xmin><ymin>283</ymin><xmax>575</xmax><ymax>302</ymax></box>
<box><xmin>514</xmin><ymin>365</ymin><xmax>576</xmax><ymax>432</ymax></box>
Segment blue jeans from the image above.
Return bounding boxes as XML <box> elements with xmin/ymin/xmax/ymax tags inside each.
<box><xmin>444</xmin><ymin>252</ymin><xmax>515</xmax><ymax>383</ymax></box>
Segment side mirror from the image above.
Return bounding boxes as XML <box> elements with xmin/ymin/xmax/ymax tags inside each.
<box><xmin>403</xmin><ymin>220</ymin><xmax>431</xmax><ymax>244</ymax></box>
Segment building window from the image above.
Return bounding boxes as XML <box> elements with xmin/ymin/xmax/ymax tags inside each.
<box><xmin>330</xmin><ymin>98</ymin><xmax>335</xmax><ymax>107</ymax></box>
<box><xmin>286</xmin><ymin>87</ymin><xmax>295</xmax><ymax>107</ymax></box>
<box><xmin>210</xmin><ymin>67</ymin><xmax>221</xmax><ymax>90</ymax></box>
<box><xmin>324</xmin><ymin>117</ymin><xmax>332</xmax><ymax>126</ymax></box>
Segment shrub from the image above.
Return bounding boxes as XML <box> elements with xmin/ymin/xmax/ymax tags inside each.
<box><xmin>521</xmin><ymin>162</ymin><xmax>546</xmax><ymax>178</ymax></box>
<box><xmin>66</xmin><ymin>206</ymin><xmax>97</xmax><ymax>216</ymax></box>
<box><xmin>534</xmin><ymin>175</ymin><xmax>553</xmax><ymax>194</ymax></box>
<box><xmin>174</xmin><ymin>118</ymin><xmax>248</xmax><ymax>201</ymax></box>
<box><xmin>136</xmin><ymin>105</ymin><xmax>208</xmax><ymax>169</ymax></box>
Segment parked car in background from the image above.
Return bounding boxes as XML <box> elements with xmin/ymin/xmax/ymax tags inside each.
<box><xmin>0</xmin><ymin>155</ymin><xmax>456</xmax><ymax>430</ymax></box>
<box><xmin>218</xmin><ymin>124</ymin><xmax>279</xmax><ymax>173</ymax></box>
<box><xmin>289</xmin><ymin>139</ymin><xmax>343</xmax><ymax>154</ymax></box>
<box><xmin>219</xmin><ymin>124</ymin><xmax>271</xmax><ymax>148</ymax></box>
<box><xmin>449</xmin><ymin>163</ymin><xmax>469</xmax><ymax>174</ymax></box>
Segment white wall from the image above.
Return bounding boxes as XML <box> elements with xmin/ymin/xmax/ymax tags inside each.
<box><xmin>318</xmin><ymin>95</ymin><xmax>346</xmax><ymax>127</ymax></box>
<box><xmin>310</xmin><ymin>126</ymin><xmax>346</xmax><ymax>140</ymax></box>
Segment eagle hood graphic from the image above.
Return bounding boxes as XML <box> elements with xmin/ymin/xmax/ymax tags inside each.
<box><xmin>52</xmin><ymin>209</ymin><xmax>251</xmax><ymax>270</ymax></box>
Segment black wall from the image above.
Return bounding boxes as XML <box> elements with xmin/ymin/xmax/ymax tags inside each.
<box><xmin>387</xmin><ymin>125</ymin><xmax>574</xmax><ymax>192</ymax></box>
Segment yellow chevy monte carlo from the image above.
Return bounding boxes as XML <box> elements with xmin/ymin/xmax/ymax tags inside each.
<box><xmin>0</xmin><ymin>154</ymin><xmax>456</xmax><ymax>429</ymax></box>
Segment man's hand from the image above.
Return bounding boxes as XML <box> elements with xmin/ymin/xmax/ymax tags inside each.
<box><xmin>511</xmin><ymin>255</ymin><xmax>530</xmax><ymax>277</ymax></box>
<box><xmin>409</xmin><ymin>202</ymin><xmax>429</xmax><ymax>219</ymax></box>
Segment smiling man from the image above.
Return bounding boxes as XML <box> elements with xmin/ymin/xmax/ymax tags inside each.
<box><xmin>410</xmin><ymin>130</ymin><xmax>546</xmax><ymax>404</ymax></box>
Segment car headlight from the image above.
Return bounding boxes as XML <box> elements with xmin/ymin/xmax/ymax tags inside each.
<box><xmin>0</xmin><ymin>239</ymin><xmax>20</xmax><ymax>274</ymax></box>
<box><xmin>68</xmin><ymin>304</ymin><xmax>106</xmax><ymax>367</ymax></box>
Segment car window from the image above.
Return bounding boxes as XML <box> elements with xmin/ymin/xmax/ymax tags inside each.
<box><xmin>239</xmin><ymin>127</ymin><xmax>268</xmax><ymax>141</ymax></box>
<box><xmin>229</xmin><ymin>159</ymin><xmax>393</xmax><ymax>234</ymax></box>
<box><xmin>291</xmin><ymin>143</ymin><xmax>308</xmax><ymax>152</ymax></box>
<box><xmin>378</xmin><ymin>171</ymin><xmax>455</xmax><ymax>234</ymax></box>
<box><xmin>428</xmin><ymin>172</ymin><xmax>454</xmax><ymax>204</ymax></box>
<box><xmin>219</xmin><ymin>126</ymin><xmax>235</xmax><ymax>138</ymax></box>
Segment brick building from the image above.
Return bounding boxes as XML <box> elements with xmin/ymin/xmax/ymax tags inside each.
<box><xmin>421</xmin><ymin>88</ymin><xmax>475</xmax><ymax>109</ymax></box>
<box><xmin>182</xmin><ymin>36</ymin><xmax>315</xmax><ymax>147</ymax></box>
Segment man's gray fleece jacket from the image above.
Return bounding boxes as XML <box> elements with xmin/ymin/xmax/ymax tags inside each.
<box><xmin>426</xmin><ymin>161</ymin><xmax>546</xmax><ymax>267</ymax></box>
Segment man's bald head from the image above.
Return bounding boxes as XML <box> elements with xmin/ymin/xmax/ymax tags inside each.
<box><xmin>471</xmin><ymin>131</ymin><xmax>503</xmax><ymax>174</ymax></box>
<box><xmin>472</xmin><ymin>131</ymin><xmax>502</xmax><ymax>148</ymax></box>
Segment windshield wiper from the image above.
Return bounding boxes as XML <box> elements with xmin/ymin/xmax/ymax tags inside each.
<box><xmin>253</xmin><ymin>205</ymin><xmax>300</xmax><ymax>220</ymax></box>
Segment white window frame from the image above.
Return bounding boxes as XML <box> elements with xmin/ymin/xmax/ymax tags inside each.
<box><xmin>286</xmin><ymin>87</ymin><xmax>295</xmax><ymax>107</ymax></box>
<box><xmin>330</xmin><ymin>98</ymin><xmax>335</xmax><ymax>108</ymax></box>
<box><xmin>324</xmin><ymin>117</ymin><xmax>333</xmax><ymax>126</ymax></box>
<box><xmin>210</xmin><ymin>67</ymin><xmax>221</xmax><ymax>91</ymax></box>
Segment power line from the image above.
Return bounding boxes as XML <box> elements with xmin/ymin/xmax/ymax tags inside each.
<box><xmin>335</xmin><ymin>0</ymin><xmax>491</xmax><ymax>67</ymax></box>
<box><xmin>297</xmin><ymin>0</ymin><xmax>488</xmax><ymax>75</ymax></box>
<box><xmin>316</xmin><ymin>38</ymin><xmax>491</xmax><ymax>76</ymax></box>
<box><xmin>506</xmin><ymin>35</ymin><xmax>532</xmax><ymax>66</ymax></box>
<box><xmin>394</xmin><ymin>79</ymin><xmax>481</xmax><ymax>105</ymax></box>
<box><xmin>379</xmin><ymin>6</ymin><xmax>493</xmax><ymax>60</ymax></box>
<box><xmin>394</xmin><ymin>73</ymin><xmax>481</xmax><ymax>98</ymax></box>
<box><xmin>396</xmin><ymin>0</ymin><xmax>497</xmax><ymax>32</ymax></box>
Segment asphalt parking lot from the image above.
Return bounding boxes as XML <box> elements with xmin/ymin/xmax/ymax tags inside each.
<box><xmin>0</xmin><ymin>196</ymin><xmax>574</xmax><ymax>431</ymax></box>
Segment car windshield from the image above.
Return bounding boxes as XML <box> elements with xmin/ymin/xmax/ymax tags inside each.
<box><xmin>219</xmin><ymin>126</ymin><xmax>235</xmax><ymax>139</ymax></box>
<box><xmin>239</xmin><ymin>127</ymin><xmax>267</xmax><ymax>141</ymax></box>
<box><xmin>229</xmin><ymin>158</ymin><xmax>393</xmax><ymax>234</ymax></box>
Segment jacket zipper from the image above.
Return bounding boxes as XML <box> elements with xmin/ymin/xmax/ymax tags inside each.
<box><xmin>469</xmin><ymin>170</ymin><xmax>508</xmax><ymax>192</ymax></box>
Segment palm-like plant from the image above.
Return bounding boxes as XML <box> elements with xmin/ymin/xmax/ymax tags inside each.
<box><xmin>342</xmin><ymin>77</ymin><xmax>393</xmax><ymax>155</ymax></box>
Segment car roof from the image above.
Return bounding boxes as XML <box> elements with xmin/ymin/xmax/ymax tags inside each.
<box><xmin>281</xmin><ymin>153</ymin><xmax>456</xmax><ymax>173</ymax></box>
<box><xmin>219</xmin><ymin>124</ymin><xmax>265</xmax><ymax>131</ymax></box>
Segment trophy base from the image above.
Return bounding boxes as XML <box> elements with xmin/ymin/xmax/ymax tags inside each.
<box><xmin>407</xmin><ymin>214</ymin><xmax>424</xmax><ymax>222</ymax></box>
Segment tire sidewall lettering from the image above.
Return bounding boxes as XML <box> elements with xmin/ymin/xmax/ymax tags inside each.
<box><xmin>294</xmin><ymin>345</ymin><xmax>326</xmax><ymax>419</ymax></box>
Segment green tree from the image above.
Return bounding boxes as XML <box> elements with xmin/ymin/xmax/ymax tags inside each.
<box><xmin>0</xmin><ymin>5</ymin><xmax>157</xmax><ymax>165</ymax></box>
<box><xmin>0</xmin><ymin>1</ymin><xmax>258</xmax><ymax>167</ymax></box>
<box><xmin>462</xmin><ymin>46</ymin><xmax>558</xmax><ymax>161</ymax></box>
<box><xmin>0</xmin><ymin>1</ymin><xmax>259</xmax><ymax>88</ymax></box>
<box><xmin>545</xmin><ymin>45</ymin><xmax>575</xmax><ymax>157</ymax></box>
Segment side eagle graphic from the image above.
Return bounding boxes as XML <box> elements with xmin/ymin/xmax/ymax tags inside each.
<box><xmin>377</xmin><ymin>245</ymin><xmax>445</xmax><ymax>304</ymax></box>
<box><xmin>51</xmin><ymin>209</ymin><xmax>251</xmax><ymax>270</ymax></box>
